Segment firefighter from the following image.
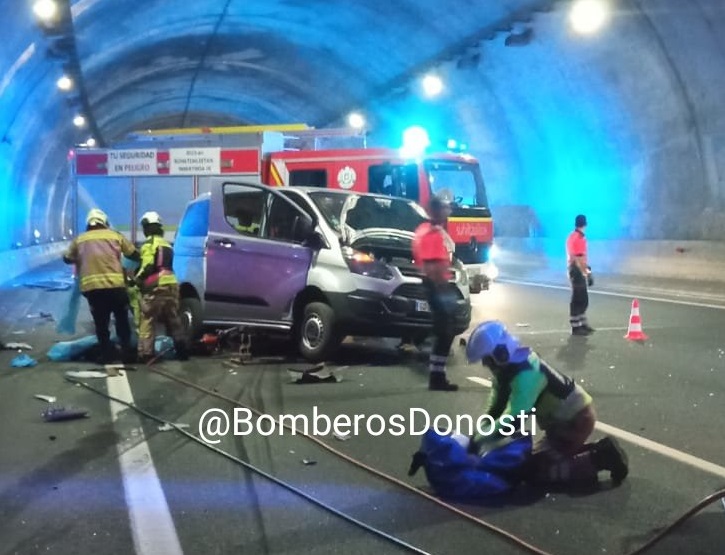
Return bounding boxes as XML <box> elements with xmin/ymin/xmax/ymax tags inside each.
<box><xmin>465</xmin><ymin>320</ymin><xmax>629</xmax><ymax>486</ymax></box>
<box><xmin>135</xmin><ymin>211</ymin><xmax>189</xmax><ymax>363</ymax></box>
<box><xmin>567</xmin><ymin>214</ymin><xmax>594</xmax><ymax>335</ymax></box>
<box><xmin>62</xmin><ymin>208</ymin><xmax>140</xmax><ymax>364</ymax></box>
<box><xmin>412</xmin><ymin>194</ymin><xmax>459</xmax><ymax>391</ymax></box>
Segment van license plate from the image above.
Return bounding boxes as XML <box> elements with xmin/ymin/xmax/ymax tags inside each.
<box><xmin>416</xmin><ymin>300</ymin><xmax>430</xmax><ymax>312</ymax></box>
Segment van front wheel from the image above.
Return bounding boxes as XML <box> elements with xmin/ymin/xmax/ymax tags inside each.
<box><xmin>297</xmin><ymin>302</ymin><xmax>340</xmax><ymax>362</ymax></box>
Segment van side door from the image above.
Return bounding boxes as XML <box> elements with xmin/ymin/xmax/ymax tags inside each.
<box><xmin>205</xmin><ymin>181</ymin><xmax>315</xmax><ymax>326</ymax></box>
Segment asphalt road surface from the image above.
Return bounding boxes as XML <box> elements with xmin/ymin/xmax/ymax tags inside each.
<box><xmin>1</xmin><ymin>263</ymin><xmax>725</xmax><ymax>555</ymax></box>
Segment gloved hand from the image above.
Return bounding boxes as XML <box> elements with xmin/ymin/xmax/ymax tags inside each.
<box><xmin>587</xmin><ymin>271</ymin><xmax>594</xmax><ymax>287</ymax></box>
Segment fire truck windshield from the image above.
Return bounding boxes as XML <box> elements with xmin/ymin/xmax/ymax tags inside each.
<box><xmin>425</xmin><ymin>160</ymin><xmax>488</xmax><ymax>209</ymax></box>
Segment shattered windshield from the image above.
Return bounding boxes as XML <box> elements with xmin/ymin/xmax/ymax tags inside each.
<box><xmin>309</xmin><ymin>191</ymin><xmax>427</xmax><ymax>233</ymax></box>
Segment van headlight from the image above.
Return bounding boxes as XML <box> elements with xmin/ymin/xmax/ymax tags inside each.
<box><xmin>342</xmin><ymin>247</ymin><xmax>394</xmax><ymax>280</ymax></box>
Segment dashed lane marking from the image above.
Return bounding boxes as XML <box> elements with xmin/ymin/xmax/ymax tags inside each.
<box><xmin>107</xmin><ymin>369</ymin><xmax>183</xmax><ymax>555</ymax></box>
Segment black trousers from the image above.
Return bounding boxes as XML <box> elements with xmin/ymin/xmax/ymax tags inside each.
<box><xmin>84</xmin><ymin>288</ymin><xmax>133</xmax><ymax>353</ymax></box>
<box><xmin>424</xmin><ymin>280</ymin><xmax>458</xmax><ymax>361</ymax></box>
<box><xmin>568</xmin><ymin>265</ymin><xmax>589</xmax><ymax>327</ymax></box>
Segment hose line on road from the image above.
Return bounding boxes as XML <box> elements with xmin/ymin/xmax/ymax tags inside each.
<box><xmin>90</xmin><ymin>365</ymin><xmax>725</xmax><ymax>555</ymax></box>
<box><xmin>65</xmin><ymin>376</ymin><xmax>433</xmax><ymax>555</ymax></box>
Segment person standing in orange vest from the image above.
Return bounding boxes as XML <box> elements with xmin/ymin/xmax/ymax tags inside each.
<box><xmin>566</xmin><ymin>214</ymin><xmax>594</xmax><ymax>336</ymax></box>
<box><xmin>413</xmin><ymin>195</ymin><xmax>459</xmax><ymax>391</ymax></box>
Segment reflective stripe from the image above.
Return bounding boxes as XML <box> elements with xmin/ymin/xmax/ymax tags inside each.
<box><xmin>70</xmin><ymin>229</ymin><xmax>134</xmax><ymax>292</ymax></box>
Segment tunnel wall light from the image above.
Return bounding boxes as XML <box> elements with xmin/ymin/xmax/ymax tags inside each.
<box><xmin>569</xmin><ymin>0</ymin><xmax>610</xmax><ymax>35</ymax></box>
<box><xmin>422</xmin><ymin>74</ymin><xmax>444</xmax><ymax>98</ymax></box>
<box><xmin>73</xmin><ymin>115</ymin><xmax>86</xmax><ymax>127</ymax></box>
<box><xmin>86</xmin><ymin>137</ymin><xmax>96</xmax><ymax>147</ymax></box>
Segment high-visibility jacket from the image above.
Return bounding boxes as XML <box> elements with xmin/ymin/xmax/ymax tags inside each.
<box><xmin>136</xmin><ymin>235</ymin><xmax>178</xmax><ymax>292</ymax></box>
<box><xmin>64</xmin><ymin>229</ymin><xmax>138</xmax><ymax>293</ymax></box>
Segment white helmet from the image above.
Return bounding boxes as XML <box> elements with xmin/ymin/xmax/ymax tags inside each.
<box><xmin>140</xmin><ymin>211</ymin><xmax>162</xmax><ymax>226</ymax></box>
<box><xmin>466</xmin><ymin>320</ymin><xmax>529</xmax><ymax>364</ymax></box>
<box><xmin>86</xmin><ymin>208</ymin><xmax>108</xmax><ymax>227</ymax></box>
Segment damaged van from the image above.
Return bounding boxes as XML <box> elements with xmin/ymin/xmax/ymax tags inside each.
<box><xmin>173</xmin><ymin>179</ymin><xmax>471</xmax><ymax>361</ymax></box>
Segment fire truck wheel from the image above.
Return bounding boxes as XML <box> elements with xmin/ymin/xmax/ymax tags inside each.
<box><xmin>180</xmin><ymin>297</ymin><xmax>203</xmax><ymax>340</ymax></box>
<box><xmin>298</xmin><ymin>302</ymin><xmax>340</xmax><ymax>362</ymax></box>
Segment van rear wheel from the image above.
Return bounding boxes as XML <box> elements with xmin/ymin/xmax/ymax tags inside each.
<box><xmin>297</xmin><ymin>302</ymin><xmax>340</xmax><ymax>362</ymax></box>
<box><xmin>180</xmin><ymin>297</ymin><xmax>203</xmax><ymax>340</ymax></box>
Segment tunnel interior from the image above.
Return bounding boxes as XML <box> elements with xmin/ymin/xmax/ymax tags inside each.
<box><xmin>2</xmin><ymin>0</ymin><xmax>725</xmax><ymax>258</ymax></box>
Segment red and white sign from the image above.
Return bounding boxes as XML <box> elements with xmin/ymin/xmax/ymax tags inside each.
<box><xmin>107</xmin><ymin>149</ymin><xmax>158</xmax><ymax>176</ymax></box>
<box><xmin>169</xmin><ymin>147</ymin><xmax>220</xmax><ymax>175</ymax></box>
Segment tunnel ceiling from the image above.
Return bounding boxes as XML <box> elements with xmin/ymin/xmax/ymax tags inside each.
<box><xmin>3</xmin><ymin>0</ymin><xmax>725</xmax><ymax>251</ymax></box>
<box><xmin>70</xmin><ymin>0</ymin><xmax>552</xmax><ymax>142</ymax></box>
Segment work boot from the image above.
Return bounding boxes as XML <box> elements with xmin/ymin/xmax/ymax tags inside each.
<box><xmin>572</xmin><ymin>326</ymin><xmax>591</xmax><ymax>336</ymax></box>
<box><xmin>591</xmin><ymin>436</ymin><xmax>629</xmax><ymax>484</ymax></box>
<box><xmin>174</xmin><ymin>341</ymin><xmax>189</xmax><ymax>362</ymax></box>
<box><xmin>582</xmin><ymin>325</ymin><xmax>596</xmax><ymax>333</ymax></box>
<box><xmin>429</xmin><ymin>372</ymin><xmax>458</xmax><ymax>391</ymax></box>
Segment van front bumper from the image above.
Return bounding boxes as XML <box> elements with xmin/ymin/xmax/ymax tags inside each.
<box><xmin>327</xmin><ymin>286</ymin><xmax>471</xmax><ymax>337</ymax></box>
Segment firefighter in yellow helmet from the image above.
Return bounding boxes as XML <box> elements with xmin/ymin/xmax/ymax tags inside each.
<box><xmin>63</xmin><ymin>208</ymin><xmax>140</xmax><ymax>364</ymax></box>
<box><xmin>134</xmin><ymin>211</ymin><xmax>189</xmax><ymax>362</ymax></box>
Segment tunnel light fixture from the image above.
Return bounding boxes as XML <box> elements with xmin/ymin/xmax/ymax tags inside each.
<box><xmin>86</xmin><ymin>137</ymin><xmax>96</xmax><ymax>147</ymax></box>
<box><xmin>347</xmin><ymin>112</ymin><xmax>365</xmax><ymax>130</ymax></box>
<box><xmin>569</xmin><ymin>0</ymin><xmax>610</xmax><ymax>35</ymax></box>
<box><xmin>33</xmin><ymin>229</ymin><xmax>41</xmax><ymax>240</ymax></box>
<box><xmin>73</xmin><ymin>115</ymin><xmax>86</xmax><ymax>128</ymax></box>
<box><xmin>57</xmin><ymin>75</ymin><xmax>73</xmax><ymax>91</ymax></box>
<box><xmin>33</xmin><ymin>0</ymin><xmax>58</xmax><ymax>22</ymax></box>
<box><xmin>422</xmin><ymin>73</ymin><xmax>443</xmax><ymax>98</ymax></box>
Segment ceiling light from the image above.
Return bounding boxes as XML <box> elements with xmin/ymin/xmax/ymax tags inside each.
<box><xmin>347</xmin><ymin>112</ymin><xmax>365</xmax><ymax>130</ymax></box>
<box><xmin>33</xmin><ymin>0</ymin><xmax>58</xmax><ymax>22</ymax></box>
<box><xmin>570</xmin><ymin>0</ymin><xmax>610</xmax><ymax>35</ymax></box>
<box><xmin>73</xmin><ymin>115</ymin><xmax>86</xmax><ymax>127</ymax></box>
<box><xmin>57</xmin><ymin>75</ymin><xmax>73</xmax><ymax>91</ymax></box>
<box><xmin>422</xmin><ymin>74</ymin><xmax>443</xmax><ymax>97</ymax></box>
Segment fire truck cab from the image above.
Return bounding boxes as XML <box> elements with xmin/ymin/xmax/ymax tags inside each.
<box><xmin>71</xmin><ymin>124</ymin><xmax>497</xmax><ymax>292</ymax></box>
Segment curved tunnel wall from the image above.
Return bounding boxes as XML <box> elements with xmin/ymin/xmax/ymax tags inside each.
<box><xmin>369</xmin><ymin>0</ymin><xmax>725</xmax><ymax>241</ymax></box>
<box><xmin>2</xmin><ymin>0</ymin><xmax>725</xmax><ymax>272</ymax></box>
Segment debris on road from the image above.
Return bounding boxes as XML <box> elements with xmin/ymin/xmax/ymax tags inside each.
<box><xmin>515</xmin><ymin>323</ymin><xmax>531</xmax><ymax>328</ymax></box>
<box><xmin>11</xmin><ymin>354</ymin><xmax>37</xmax><ymax>367</ymax></box>
<box><xmin>158</xmin><ymin>423</ymin><xmax>190</xmax><ymax>432</ymax></box>
<box><xmin>65</xmin><ymin>370</ymin><xmax>109</xmax><ymax>379</ymax></box>
<box><xmin>35</xmin><ymin>394</ymin><xmax>57</xmax><ymax>403</ymax></box>
<box><xmin>42</xmin><ymin>406</ymin><xmax>90</xmax><ymax>422</ymax></box>
<box><xmin>609</xmin><ymin>365</ymin><xmax>616</xmax><ymax>369</ymax></box>
<box><xmin>288</xmin><ymin>363</ymin><xmax>340</xmax><ymax>384</ymax></box>
<box><xmin>2</xmin><ymin>342</ymin><xmax>33</xmax><ymax>350</ymax></box>
<box><xmin>302</xmin><ymin>459</ymin><xmax>317</xmax><ymax>466</ymax></box>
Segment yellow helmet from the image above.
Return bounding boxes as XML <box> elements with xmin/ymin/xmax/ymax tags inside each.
<box><xmin>86</xmin><ymin>208</ymin><xmax>109</xmax><ymax>227</ymax></box>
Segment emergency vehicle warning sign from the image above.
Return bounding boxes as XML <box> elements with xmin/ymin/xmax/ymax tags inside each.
<box><xmin>107</xmin><ymin>149</ymin><xmax>158</xmax><ymax>176</ymax></box>
<box><xmin>169</xmin><ymin>148</ymin><xmax>221</xmax><ymax>175</ymax></box>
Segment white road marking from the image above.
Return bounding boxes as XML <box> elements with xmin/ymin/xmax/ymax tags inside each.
<box><xmin>499</xmin><ymin>278</ymin><xmax>725</xmax><ymax>311</ymax></box>
<box><xmin>466</xmin><ymin>376</ymin><xmax>725</xmax><ymax>480</ymax></box>
<box><xmin>107</xmin><ymin>371</ymin><xmax>183</xmax><ymax>555</ymax></box>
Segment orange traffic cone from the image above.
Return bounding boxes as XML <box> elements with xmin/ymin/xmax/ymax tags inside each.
<box><xmin>624</xmin><ymin>299</ymin><xmax>648</xmax><ymax>341</ymax></box>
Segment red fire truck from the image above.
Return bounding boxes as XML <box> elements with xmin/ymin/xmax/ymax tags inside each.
<box><xmin>71</xmin><ymin>124</ymin><xmax>496</xmax><ymax>291</ymax></box>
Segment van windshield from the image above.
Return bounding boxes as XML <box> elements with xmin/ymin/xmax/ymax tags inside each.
<box><xmin>308</xmin><ymin>191</ymin><xmax>427</xmax><ymax>233</ymax></box>
<box><xmin>425</xmin><ymin>160</ymin><xmax>488</xmax><ymax>208</ymax></box>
